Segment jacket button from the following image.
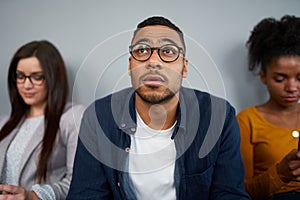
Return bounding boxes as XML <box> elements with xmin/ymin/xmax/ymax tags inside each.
<box><xmin>121</xmin><ymin>123</ymin><xmax>126</xmax><ymax>128</ymax></box>
<box><xmin>125</xmin><ymin>147</ymin><xmax>130</xmax><ymax>152</ymax></box>
<box><xmin>130</xmin><ymin>127</ymin><xmax>136</xmax><ymax>132</ymax></box>
<box><xmin>117</xmin><ymin>182</ymin><xmax>120</xmax><ymax>187</ymax></box>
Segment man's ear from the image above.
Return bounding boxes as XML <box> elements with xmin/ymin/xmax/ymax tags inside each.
<box><xmin>182</xmin><ymin>58</ymin><xmax>188</xmax><ymax>78</ymax></box>
<box><xmin>128</xmin><ymin>57</ymin><xmax>132</xmax><ymax>76</ymax></box>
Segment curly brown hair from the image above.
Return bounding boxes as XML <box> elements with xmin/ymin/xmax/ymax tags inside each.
<box><xmin>247</xmin><ymin>15</ymin><xmax>300</xmax><ymax>73</ymax></box>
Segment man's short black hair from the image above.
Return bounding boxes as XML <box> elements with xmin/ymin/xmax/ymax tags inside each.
<box><xmin>132</xmin><ymin>16</ymin><xmax>186</xmax><ymax>50</ymax></box>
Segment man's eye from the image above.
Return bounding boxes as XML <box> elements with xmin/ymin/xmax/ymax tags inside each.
<box><xmin>137</xmin><ymin>48</ymin><xmax>148</xmax><ymax>54</ymax></box>
<box><xmin>162</xmin><ymin>47</ymin><xmax>178</xmax><ymax>57</ymax></box>
<box><xmin>163</xmin><ymin>48</ymin><xmax>175</xmax><ymax>55</ymax></box>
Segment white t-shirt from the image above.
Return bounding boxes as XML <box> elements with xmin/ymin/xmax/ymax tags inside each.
<box><xmin>129</xmin><ymin>111</ymin><xmax>177</xmax><ymax>200</ymax></box>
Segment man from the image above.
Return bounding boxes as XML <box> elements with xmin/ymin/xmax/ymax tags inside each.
<box><xmin>67</xmin><ymin>16</ymin><xmax>250</xmax><ymax>199</ymax></box>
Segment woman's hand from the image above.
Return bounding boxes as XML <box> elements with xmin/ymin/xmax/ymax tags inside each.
<box><xmin>0</xmin><ymin>184</ymin><xmax>39</xmax><ymax>200</ymax></box>
<box><xmin>276</xmin><ymin>149</ymin><xmax>300</xmax><ymax>183</ymax></box>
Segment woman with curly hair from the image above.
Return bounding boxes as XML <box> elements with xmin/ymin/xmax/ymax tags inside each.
<box><xmin>237</xmin><ymin>15</ymin><xmax>300</xmax><ymax>200</ymax></box>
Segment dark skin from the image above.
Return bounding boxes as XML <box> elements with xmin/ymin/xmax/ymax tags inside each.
<box><xmin>128</xmin><ymin>25</ymin><xmax>188</xmax><ymax>130</ymax></box>
<box><xmin>258</xmin><ymin>55</ymin><xmax>300</xmax><ymax>183</ymax></box>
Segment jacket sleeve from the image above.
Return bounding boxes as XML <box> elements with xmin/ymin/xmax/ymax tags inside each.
<box><xmin>237</xmin><ymin>113</ymin><xmax>285</xmax><ymax>199</ymax></box>
<box><xmin>50</xmin><ymin>104</ymin><xmax>86</xmax><ymax>199</ymax></box>
<box><xmin>210</xmin><ymin>104</ymin><xmax>250</xmax><ymax>199</ymax></box>
<box><xmin>66</xmin><ymin>105</ymin><xmax>113</xmax><ymax>200</ymax></box>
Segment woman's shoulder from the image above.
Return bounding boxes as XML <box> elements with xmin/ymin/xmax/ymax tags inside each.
<box><xmin>64</xmin><ymin>102</ymin><xmax>85</xmax><ymax>112</ymax></box>
<box><xmin>63</xmin><ymin>103</ymin><xmax>86</xmax><ymax>115</ymax></box>
<box><xmin>60</xmin><ymin>102</ymin><xmax>86</xmax><ymax>126</ymax></box>
<box><xmin>237</xmin><ymin>106</ymin><xmax>257</xmax><ymax>118</ymax></box>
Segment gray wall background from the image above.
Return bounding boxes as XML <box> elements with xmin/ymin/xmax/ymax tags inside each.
<box><xmin>1</xmin><ymin>0</ymin><xmax>300</xmax><ymax>115</ymax></box>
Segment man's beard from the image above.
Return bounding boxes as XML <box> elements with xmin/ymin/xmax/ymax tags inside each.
<box><xmin>135</xmin><ymin>86</ymin><xmax>176</xmax><ymax>104</ymax></box>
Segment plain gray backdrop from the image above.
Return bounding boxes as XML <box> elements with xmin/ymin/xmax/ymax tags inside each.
<box><xmin>1</xmin><ymin>0</ymin><xmax>300</xmax><ymax>115</ymax></box>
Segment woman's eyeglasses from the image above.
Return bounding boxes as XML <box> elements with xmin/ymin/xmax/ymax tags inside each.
<box><xmin>14</xmin><ymin>71</ymin><xmax>45</xmax><ymax>86</ymax></box>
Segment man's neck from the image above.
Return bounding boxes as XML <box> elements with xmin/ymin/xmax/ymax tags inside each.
<box><xmin>135</xmin><ymin>94</ymin><xmax>178</xmax><ymax>130</ymax></box>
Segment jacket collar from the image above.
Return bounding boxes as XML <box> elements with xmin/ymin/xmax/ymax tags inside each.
<box><xmin>117</xmin><ymin>87</ymin><xmax>189</xmax><ymax>138</ymax></box>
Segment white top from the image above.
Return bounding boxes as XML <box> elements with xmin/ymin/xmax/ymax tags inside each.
<box><xmin>3</xmin><ymin>116</ymin><xmax>56</xmax><ymax>199</ymax></box>
<box><xmin>129</xmin><ymin>111</ymin><xmax>177</xmax><ymax>200</ymax></box>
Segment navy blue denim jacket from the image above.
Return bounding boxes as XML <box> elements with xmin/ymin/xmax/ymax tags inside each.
<box><xmin>67</xmin><ymin>87</ymin><xmax>250</xmax><ymax>200</ymax></box>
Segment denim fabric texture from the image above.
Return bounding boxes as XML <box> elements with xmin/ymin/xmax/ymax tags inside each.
<box><xmin>67</xmin><ymin>87</ymin><xmax>250</xmax><ymax>200</ymax></box>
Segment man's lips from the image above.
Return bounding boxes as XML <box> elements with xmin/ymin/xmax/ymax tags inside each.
<box><xmin>142</xmin><ymin>75</ymin><xmax>165</xmax><ymax>85</ymax></box>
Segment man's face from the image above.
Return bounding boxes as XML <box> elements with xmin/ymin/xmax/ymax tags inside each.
<box><xmin>128</xmin><ymin>25</ymin><xmax>188</xmax><ymax>104</ymax></box>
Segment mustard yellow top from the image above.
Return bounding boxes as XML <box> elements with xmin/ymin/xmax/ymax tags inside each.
<box><xmin>237</xmin><ymin>106</ymin><xmax>300</xmax><ymax>199</ymax></box>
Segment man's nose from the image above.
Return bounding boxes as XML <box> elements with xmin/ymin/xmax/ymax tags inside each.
<box><xmin>146</xmin><ymin>50</ymin><xmax>162</xmax><ymax>69</ymax></box>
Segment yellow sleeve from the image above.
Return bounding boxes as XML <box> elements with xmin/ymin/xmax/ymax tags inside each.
<box><xmin>237</xmin><ymin>110</ymin><xmax>286</xmax><ymax>199</ymax></box>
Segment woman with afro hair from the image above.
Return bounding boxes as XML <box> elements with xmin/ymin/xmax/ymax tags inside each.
<box><xmin>237</xmin><ymin>15</ymin><xmax>300</xmax><ymax>200</ymax></box>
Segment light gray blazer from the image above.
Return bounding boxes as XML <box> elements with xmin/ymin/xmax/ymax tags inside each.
<box><xmin>0</xmin><ymin>103</ymin><xmax>85</xmax><ymax>199</ymax></box>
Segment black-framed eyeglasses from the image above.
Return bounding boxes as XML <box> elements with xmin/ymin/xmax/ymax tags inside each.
<box><xmin>129</xmin><ymin>43</ymin><xmax>185</xmax><ymax>63</ymax></box>
<box><xmin>14</xmin><ymin>71</ymin><xmax>45</xmax><ymax>86</ymax></box>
